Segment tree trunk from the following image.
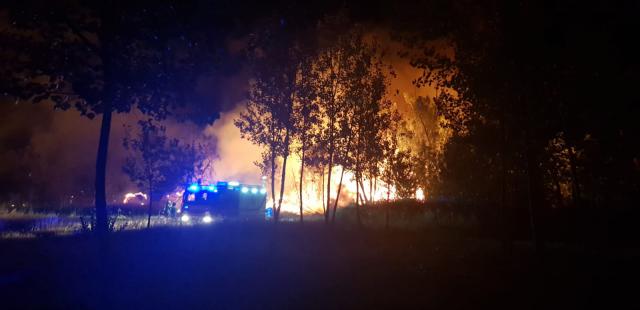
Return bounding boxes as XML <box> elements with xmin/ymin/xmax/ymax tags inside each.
<box><xmin>298</xmin><ymin>150</ymin><xmax>305</xmax><ymax>223</ymax></box>
<box><xmin>373</xmin><ymin>177</ymin><xmax>377</xmax><ymax>203</ymax></box>
<box><xmin>524</xmin><ymin>133</ymin><xmax>540</xmax><ymax>253</ymax></box>
<box><xmin>387</xmin><ymin>180</ymin><xmax>391</xmax><ymax>201</ymax></box>
<box><xmin>356</xmin><ymin>174</ymin><xmax>361</xmax><ymax>227</ymax></box>
<box><xmin>568</xmin><ymin>146</ymin><xmax>581</xmax><ymax>208</ymax></box>
<box><xmin>500</xmin><ymin>102</ymin><xmax>512</xmax><ymax>252</ymax></box>
<box><xmin>94</xmin><ymin>1</ymin><xmax>118</xmax><ymax>236</ymax></box>
<box><xmin>321</xmin><ymin>165</ymin><xmax>326</xmax><ymax>215</ymax></box>
<box><xmin>369</xmin><ymin>177</ymin><xmax>373</xmax><ymax>204</ymax></box>
<box><xmin>325</xmin><ymin>152</ymin><xmax>333</xmax><ymax>224</ymax></box>
<box><xmin>553</xmin><ymin>174</ymin><xmax>565</xmax><ymax>208</ymax></box>
<box><xmin>270</xmin><ymin>148</ymin><xmax>277</xmax><ymax>221</ymax></box>
<box><xmin>94</xmin><ymin>102</ymin><xmax>113</xmax><ymax>235</ymax></box>
<box><xmin>358</xmin><ymin>180</ymin><xmax>369</xmax><ymax>204</ymax></box>
<box><xmin>331</xmin><ymin>166</ymin><xmax>345</xmax><ymax>224</ymax></box>
<box><xmin>522</xmin><ymin>89</ymin><xmax>541</xmax><ymax>253</ymax></box>
<box><xmin>384</xmin><ymin>192</ymin><xmax>389</xmax><ymax>229</ymax></box>
<box><xmin>147</xmin><ymin>183</ymin><xmax>152</xmax><ymax>229</ymax></box>
<box><xmin>276</xmin><ymin>154</ymin><xmax>288</xmax><ymax>219</ymax></box>
<box><xmin>276</xmin><ymin>129</ymin><xmax>290</xmax><ymax>219</ymax></box>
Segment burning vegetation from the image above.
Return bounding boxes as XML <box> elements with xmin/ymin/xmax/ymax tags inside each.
<box><xmin>233</xmin><ymin>17</ymin><xmax>447</xmax><ymax>222</ymax></box>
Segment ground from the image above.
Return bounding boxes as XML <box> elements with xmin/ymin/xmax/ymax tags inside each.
<box><xmin>1</xmin><ymin>223</ymin><xmax>638</xmax><ymax>309</ymax></box>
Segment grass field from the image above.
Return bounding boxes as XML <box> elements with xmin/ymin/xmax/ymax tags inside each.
<box><xmin>1</xmin><ymin>223</ymin><xmax>638</xmax><ymax>309</ymax></box>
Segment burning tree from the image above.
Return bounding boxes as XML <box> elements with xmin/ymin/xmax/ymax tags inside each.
<box><xmin>235</xmin><ymin>19</ymin><xmax>312</xmax><ymax>222</ymax></box>
<box><xmin>341</xmin><ymin>41</ymin><xmax>395</xmax><ymax>224</ymax></box>
<box><xmin>402</xmin><ymin>95</ymin><xmax>449</xmax><ymax>199</ymax></box>
<box><xmin>311</xmin><ymin>18</ymin><xmax>401</xmax><ymax>223</ymax></box>
<box><xmin>311</xmin><ymin>17</ymin><xmax>367</xmax><ymax>224</ymax></box>
<box><xmin>379</xmin><ymin>110</ymin><xmax>419</xmax><ymax>201</ymax></box>
<box><xmin>123</xmin><ymin>118</ymin><xmax>203</xmax><ymax>228</ymax></box>
<box><xmin>291</xmin><ymin>56</ymin><xmax>320</xmax><ymax>222</ymax></box>
<box><xmin>237</xmin><ymin>13</ymin><xmax>407</xmax><ymax>222</ymax></box>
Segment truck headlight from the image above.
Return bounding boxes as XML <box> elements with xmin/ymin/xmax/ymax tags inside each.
<box><xmin>202</xmin><ymin>214</ymin><xmax>213</xmax><ymax>224</ymax></box>
<box><xmin>181</xmin><ymin>214</ymin><xmax>190</xmax><ymax>222</ymax></box>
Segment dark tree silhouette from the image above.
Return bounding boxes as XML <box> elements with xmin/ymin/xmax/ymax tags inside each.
<box><xmin>393</xmin><ymin>0</ymin><xmax>639</xmax><ymax>250</ymax></box>
<box><xmin>311</xmin><ymin>15</ymin><xmax>374</xmax><ymax>224</ymax></box>
<box><xmin>123</xmin><ymin>118</ymin><xmax>203</xmax><ymax>228</ymax></box>
<box><xmin>343</xmin><ymin>42</ymin><xmax>393</xmax><ymax>224</ymax></box>
<box><xmin>292</xmin><ymin>55</ymin><xmax>320</xmax><ymax>223</ymax></box>
<box><xmin>0</xmin><ymin>1</ymin><xmax>216</xmax><ymax>233</ymax></box>
<box><xmin>235</xmin><ymin>18</ymin><xmax>312</xmax><ymax>222</ymax></box>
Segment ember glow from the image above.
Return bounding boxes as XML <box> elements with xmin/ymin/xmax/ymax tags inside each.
<box><xmin>415</xmin><ymin>188</ymin><xmax>425</xmax><ymax>201</ymax></box>
<box><xmin>261</xmin><ymin>163</ymin><xmax>424</xmax><ymax>215</ymax></box>
<box><xmin>203</xmin><ymin>148</ymin><xmax>408</xmax><ymax>215</ymax></box>
<box><xmin>122</xmin><ymin>192</ymin><xmax>148</xmax><ymax>204</ymax></box>
<box><xmin>202</xmin><ymin>108</ymin><xmax>398</xmax><ymax>215</ymax></box>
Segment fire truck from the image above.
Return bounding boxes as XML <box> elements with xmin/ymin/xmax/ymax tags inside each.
<box><xmin>179</xmin><ymin>181</ymin><xmax>269</xmax><ymax>224</ymax></box>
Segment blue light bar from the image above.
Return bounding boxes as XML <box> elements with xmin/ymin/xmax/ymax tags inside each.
<box><xmin>241</xmin><ymin>186</ymin><xmax>249</xmax><ymax>193</ymax></box>
<box><xmin>205</xmin><ymin>185</ymin><xmax>217</xmax><ymax>192</ymax></box>
<box><xmin>251</xmin><ymin>187</ymin><xmax>258</xmax><ymax>194</ymax></box>
<box><xmin>187</xmin><ymin>184</ymin><xmax>200</xmax><ymax>192</ymax></box>
<box><xmin>229</xmin><ymin>181</ymin><xmax>240</xmax><ymax>187</ymax></box>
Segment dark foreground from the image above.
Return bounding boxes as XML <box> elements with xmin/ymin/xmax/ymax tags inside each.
<box><xmin>1</xmin><ymin>223</ymin><xmax>638</xmax><ymax>309</ymax></box>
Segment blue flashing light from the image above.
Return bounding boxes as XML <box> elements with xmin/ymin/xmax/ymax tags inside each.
<box><xmin>187</xmin><ymin>184</ymin><xmax>200</xmax><ymax>192</ymax></box>
<box><xmin>229</xmin><ymin>181</ymin><xmax>240</xmax><ymax>187</ymax></box>
<box><xmin>206</xmin><ymin>185</ymin><xmax>217</xmax><ymax>192</ymax></box>
<box><xmin>241</xmin><ymin>186</ymin><xmax>249</xmax><ymax>193</ymax></box>
<box><xmin>260</xmin><ymin>188</ymin><xmax>267</xmax><ymax>195</ymax></box>
<box><xmin>250</xmin><ymin>187</ymin><xmax>258</xmax><ymax>194</ymax></box>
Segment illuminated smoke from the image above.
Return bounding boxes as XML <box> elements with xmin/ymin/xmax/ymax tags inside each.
<box><xmin>200</xmin><ymin>114</ymin><xmax>406</xmax><ymax>214</ymax></box>
<box><xmin>203</xmin><ymin>104</ymin><xmax>263</xmax><ymax>184</ymax></box>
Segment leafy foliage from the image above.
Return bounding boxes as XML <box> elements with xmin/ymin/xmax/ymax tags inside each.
<box><xmin>123</xmin><ymin>118</ymin><xmax>203</xmax><ymax>227</ymax></box>
<box><xmin>1</xmin><ymin>1</ymin><xmax>215</xmax><ymax>118</ymax></box>
<box><xmin>235</xmin><ymin>18</ymin><xmax>313</xmax><ymax>220</ymax></box>
<box><xmin>1</xmin><ymin>1</ymin><xmax>219</xmax><ymax>232</ymax></box>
